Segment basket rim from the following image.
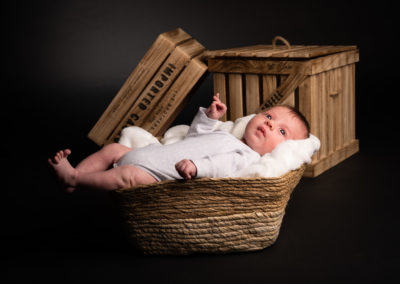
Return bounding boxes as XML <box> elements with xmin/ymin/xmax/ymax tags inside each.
<box><xmin>115</xmin><ymin>164</ymin><xmax>306</xmax><ymax>193</ymax></box>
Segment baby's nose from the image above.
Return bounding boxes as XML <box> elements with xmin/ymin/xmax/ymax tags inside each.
<box><xmin>265</xmin><ymin>119</ymin><xmax>275</xmax><ymax>130</ymax></box>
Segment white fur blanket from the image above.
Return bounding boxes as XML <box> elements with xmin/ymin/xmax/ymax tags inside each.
<box><xmin>118</xmin><ymin>114</ymin><xmax>320</xmax><ymax>178</ymax></box>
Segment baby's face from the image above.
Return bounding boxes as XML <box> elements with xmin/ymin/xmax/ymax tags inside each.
<box><xmin>242</xmin><ymin>106</ymin><xmax>308</xmax><ymax>155</ymax></box>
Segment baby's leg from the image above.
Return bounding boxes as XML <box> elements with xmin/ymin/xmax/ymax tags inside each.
<box><xmin>73</xmin><ymin>165</ymin><xmax>157</xmax><ymax>190</ymax></box>
<box><xmin>48</xmin><ymin>143</ymin><xmax>132</xmax><ymax>192</ymax></box>
<box><xmin>48</xmin><ymin>150</ymin><xmax>157</xmax><ymax>191</ymax></box>
<box><xmin>75</xmin><ymin>143</ymin><xmax>132</xmax><ymax>173</ymax></box>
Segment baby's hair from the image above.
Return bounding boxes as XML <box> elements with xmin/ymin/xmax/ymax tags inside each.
<box><xmin>265</xmin><ymin>105</ymin><xmax>310</xmax><ymax>138</ymax></box>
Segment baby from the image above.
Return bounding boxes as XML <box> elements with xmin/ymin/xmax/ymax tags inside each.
<box><xmin>48</xmin><ymin>94</ymin><xmax>309</xmax><ymax>192</ymax></box>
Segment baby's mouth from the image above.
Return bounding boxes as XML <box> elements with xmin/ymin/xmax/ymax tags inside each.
<box><xmin>257</xmin><ymin>126</ymin><xmax>266</xmax><ymax>137</ymax></box>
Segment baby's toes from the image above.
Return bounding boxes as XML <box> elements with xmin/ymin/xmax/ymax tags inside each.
<box><xmin>48</xmin><ymin>158</ymin><xmax>55</xmax><ymax>166</ymax></box>
<box><xmin>54</xmin><ymin>151</ymin><xmax>63</xmax><ymax>162</ymax></box>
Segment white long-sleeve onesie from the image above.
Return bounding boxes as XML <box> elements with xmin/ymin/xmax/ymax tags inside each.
<box><xmin>116</xmin><ymin>107</ymin><xmax>260</xmax><ymax>181</ymax></box>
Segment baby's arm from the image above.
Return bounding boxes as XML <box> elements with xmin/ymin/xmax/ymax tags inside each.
<box><xmin>192</xmin><ymin>149</ymin><xmax>259</xmax><ymax>178</ymax></box>
<box><xmin>175</xmin><ymin>159</ymin><xmax>197</xmax><ymax>180</ymax></box>
<box><xmin>205</xmin><ymin>93</ymin><xmax>227</xmax><ymax>120</ymax></box>
<box><xmin>186</xmin><ymin>93</ymin><xmax>227</xmax><ymax>137</ymax></box>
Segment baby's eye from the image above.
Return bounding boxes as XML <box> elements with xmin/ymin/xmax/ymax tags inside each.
<box><xmin>280</xmin><ymin>129</ymin><xmax>286</xmax><ymax>136</ymax></box>
<box><xmin>266</xmin><ymin>114</ymin><xmax>272</xmax><ymax>120</ymax></box>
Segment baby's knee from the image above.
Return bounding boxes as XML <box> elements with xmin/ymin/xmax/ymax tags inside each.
<box><xmin>102</xmin><ymin>142</ymin><xmax>123</xmax><ymax>154</ymax></box>
<box><xmin>118</xmin><ymin>165</ymin><xmax>137</xmax><ymax>188</ymax></box>
<box><xmin>117</xmin><ymin>165</ymin><xmax>155</xmax><ymax>188</ymax></box>
<box><xmin>102</xmin><ymin>143</ymin><xmax>131</xmax><ymax>163</ymax></box>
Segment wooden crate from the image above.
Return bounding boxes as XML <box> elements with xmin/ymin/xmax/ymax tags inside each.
<box><xmin>205</xmin><ymin>38</ymin><xmax>359</xmax><ymax>177</ymax></box>
<box><xmin>89</xmin><ymin>28</ymin><xmax>207</xmax><ymax>146</ymax></box>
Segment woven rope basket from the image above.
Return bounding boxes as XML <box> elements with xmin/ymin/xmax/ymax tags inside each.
<box><xmin>114</xmin><ymin>164</ymin><xmax>305</xmax><ymax>255</ymax></box>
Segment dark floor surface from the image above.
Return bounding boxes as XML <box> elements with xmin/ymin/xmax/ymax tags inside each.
<box><xmin>5</xmin><ymin>141</ymin><xmax>399</xmax><ymax>284</ymax></box>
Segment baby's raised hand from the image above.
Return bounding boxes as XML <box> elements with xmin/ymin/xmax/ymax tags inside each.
<box><xmin>175</xmin><ymin>159</ymin><xmax>197</xmax><ymax>180</ymax></box>
<box><xmin>205</xmin><ymin>93</ymin><xmax>227</xmax><ymax>120</ymax></box>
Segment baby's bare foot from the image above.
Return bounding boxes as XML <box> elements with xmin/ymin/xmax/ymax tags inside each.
<box><xmin>48</xmin><ymin>149</ymin><xmax>77</xmax><ymax>192</ymax></box>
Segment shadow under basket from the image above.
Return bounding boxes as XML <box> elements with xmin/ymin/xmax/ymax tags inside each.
<box><xmin>113</xmin><ymin>164</ymin><xmax>306</xmax><ymax>255</ymax></box>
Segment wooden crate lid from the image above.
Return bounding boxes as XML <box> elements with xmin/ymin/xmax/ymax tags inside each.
<box><xmin>205</xmin><ymin>36</ymin><xmax>357</xmax><ymax>59</ymax></box>
<box><xmin>88</xmin><ymin>28</ymin><xmax>208</xmax><ymax>146</ymax></box>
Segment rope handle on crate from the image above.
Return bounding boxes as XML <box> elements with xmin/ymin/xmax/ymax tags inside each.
<box><xmin>272</xmin><ymin>36</ymin><xmax>291</xmax><ymax>49</ymax></box>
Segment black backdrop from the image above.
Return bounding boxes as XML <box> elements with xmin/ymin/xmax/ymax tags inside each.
<box><xmin>5</xmin><ymin>0</ymin><xmax>399</xmax><ymax>283</ymax></box>
<box><xmin>5</xmin><ymin>0</ymin><xmax>398</xmax><ymax>156</ymax></box>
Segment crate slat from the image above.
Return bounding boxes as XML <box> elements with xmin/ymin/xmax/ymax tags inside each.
<box><xmin>228</xmin><ymin>74</ymin><xmax>244</xmax><ymax>120</ymax></box>
<box><xmin>333</xmin><ymin>68</ymin><xmax>343</xmax><ymax>152</ymax></box>
<box><xmin>206</xmin><ymin>45</ymin><xmax>356</xmax><ymax>59</ymax></box>
<box><xmin>310</xmin><ymin>75</ymin><xmax>320</xmax><ymax>161</ymax></box>
<box><xmin>279</xmin><ymin>75</ymin><xmax>295</xmax><ymax>107</ymax></box>
<box><xmin>327</xmin><ymin>70</ymin><xmax>335</xmax><ymax>155</ymax></box>
<box><xmin>349</xmin><ymin>64</ymin><xmax>356</xmax><ymax>141</ymax></box>
<box><xmin>245</xmin><ymin>74</ymin><xmax>260</xmax><ymax>115</ymax></box>
<box><xmin>310</xmin><ymin>49</ymin><xmax>359</xmax><ymax>75</ymax></box>
<box><xmin>298</xmin><ymin>77</ymin><xmax>312</xmax><ymax>128</ymax></box>
<box><xmin>344</xmin><ymin>65</ymin><xmax>353</xmax><ymax>146</ymax></box>
<box><xmin>319</xmin><ymin>71</ymin><xmax>328</xmax><ymax>160</ymax></box>
<box><xmin>256</xmin><ymin>45</ymin><xmax>312</xmax><ymax>58</ymax></box>
<box><xmin>213</xmin><ymin>73</ymin><xmax>228</xmax><ymax>121</ymax></box>
<box><xmin>262</xmin><ymin>75</ymin><xmax>277</xmax><ymax>106</ymax></box>
<box><xmin>208</xmin><ymin>45</ymin><xmax>278</xmax><ymax>57</ymax></box>
<box><xmin>208</xmin><ymin>58</ymin><xmax>304</xmax><ymax>75</ymax></box>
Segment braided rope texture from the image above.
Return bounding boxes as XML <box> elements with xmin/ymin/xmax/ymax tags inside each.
<box><xmin>114</xmin><ymin>165</ymin><xmax>305</xmax><ymax>255</ymax></box>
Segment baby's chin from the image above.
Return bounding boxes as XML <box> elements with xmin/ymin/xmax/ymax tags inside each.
<box><xmin>253</xmin><ymin>146</ymin><xmax>273</xmax><ymax>156</ymax></box>
<box><xmin>243</xmin><ymin>137</ymin><xmax>270</xmax><ymax>156</ymax></box>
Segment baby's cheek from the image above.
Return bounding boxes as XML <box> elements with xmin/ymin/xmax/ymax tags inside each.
<box><xmin>264</xmin><ymin>138</ymin><xmax>281</xmax><ymax>154</ymax></box>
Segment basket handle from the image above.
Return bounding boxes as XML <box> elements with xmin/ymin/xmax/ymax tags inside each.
<box><xmin>272</xmin><ymin>36</ymin><xmax>291</xmax><ymax>49</ymax></box>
